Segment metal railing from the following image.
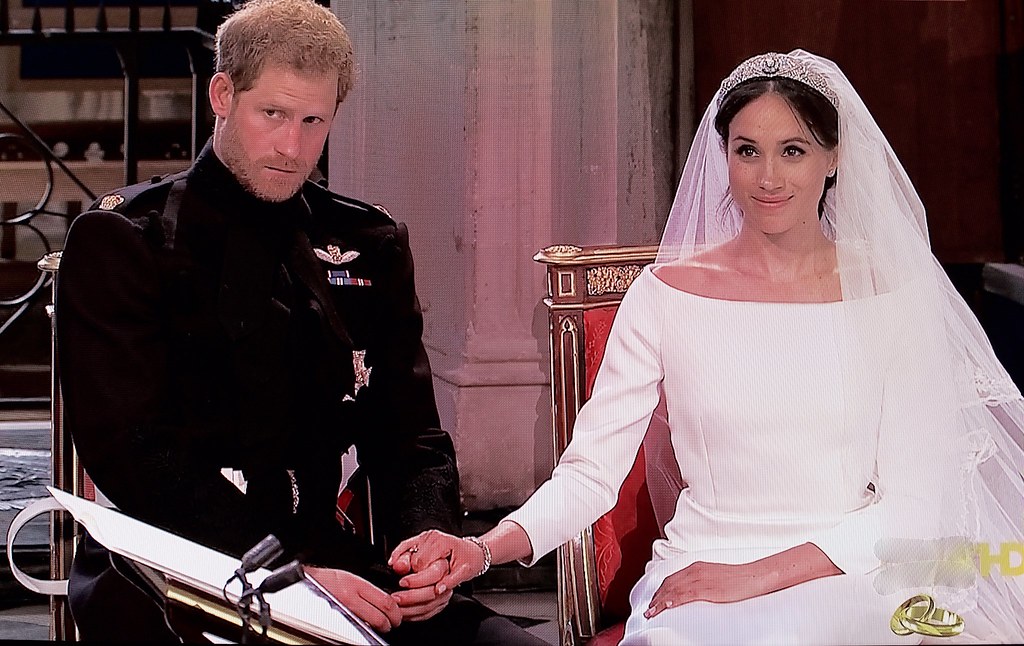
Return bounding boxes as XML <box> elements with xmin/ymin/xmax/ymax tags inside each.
<box><xmin>1</xmin><ymin>2</ymin><xmax>221</xmax><ymax>638</ymax></box>
<box><xmin>0</xmin><ymin>1</ymin><xmax>220</xmax><ymax>406</ymax></box>
<box><xmin>0</xmin><ymin>104</ymin><xmax>92</xmax><ymax>408</ymax></box>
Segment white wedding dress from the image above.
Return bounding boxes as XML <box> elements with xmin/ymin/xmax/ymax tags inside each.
<box><xmin>505</xmin><ymin>267</ymin><xmax>1002</xmax><ymax>645</ymax></box>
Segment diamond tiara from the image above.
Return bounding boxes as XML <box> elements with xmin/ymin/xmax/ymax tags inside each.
<box><xmin>718</xmin><ymin>52</ymin><xmax>839</xmax><ymax>108</ymax></box>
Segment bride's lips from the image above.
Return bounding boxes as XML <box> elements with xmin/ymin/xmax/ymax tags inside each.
<box><xmin>752</xmin><ymin>195</ymin><xmax>792</xmax><ymax>207</ymax></box>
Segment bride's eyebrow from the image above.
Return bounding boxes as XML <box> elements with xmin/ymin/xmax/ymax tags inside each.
<box><xmin>731</xmin><ymin>135</ymin><xmax>812</xmax><ymax>146</ymax></box>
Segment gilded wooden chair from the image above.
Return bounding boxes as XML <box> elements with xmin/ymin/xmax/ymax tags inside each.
<box><xmin>535</xmin><ymin>244</ymin><xmax>677</xmax><ymax>646</ymax></box>
<box><xmin>38</xmin><ymin>251</ymin><xmax>83</xmax><ymax>640</ymax></box>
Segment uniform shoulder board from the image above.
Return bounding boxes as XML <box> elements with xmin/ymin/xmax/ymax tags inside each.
<box><xmin>304</xmin><ymin>181</ymin><xmax>396</xmax><ymax>224</ymax></box>
<box><xmin>89</xmin><ymin>172</ymin><xmax>182</xmax><ymax>215</ymax></box>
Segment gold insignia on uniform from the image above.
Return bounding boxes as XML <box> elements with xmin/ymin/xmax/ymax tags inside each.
<box><xmin>98</xmin><ymin>194</ymin><xmax>125</xmax><ymax>210</ymax></box>
<box><xmin>342</xmin><ymin>350</ymin><xmax>372</xmax><ymax>402</ymax></box>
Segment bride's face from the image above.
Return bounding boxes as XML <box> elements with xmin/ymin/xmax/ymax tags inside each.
<box><xmin>726</xmin><ymin>92</ymin><xmax>837</xmax><ymax>236</ymax></box>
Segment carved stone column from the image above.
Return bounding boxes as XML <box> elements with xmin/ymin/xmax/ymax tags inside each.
<box><xmin>329</xmin><ymin>0</ymin><xmax>692</xmax><ymax>510</ymax></box>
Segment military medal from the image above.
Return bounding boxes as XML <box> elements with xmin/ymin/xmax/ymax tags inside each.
<box><xmin>343</xmin><ymin>350</ymin><xmax>372</xmax><ymax>402</ymax></box>
<box><xmin>327</xmin><ymin>269</ymin><xmax>372</xmax><ymax>287</ymax></box>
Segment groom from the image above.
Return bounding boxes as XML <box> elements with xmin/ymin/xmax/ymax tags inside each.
<box><xmin>55</xmin><ymin>1</ymin><xmax>546</xmax><ymax>643</ymax></box>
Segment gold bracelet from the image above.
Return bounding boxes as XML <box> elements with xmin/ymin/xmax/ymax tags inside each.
<box><xmin>891</xmin><ymin>594</ymin><xmax>964</xmax><ymax>638</ymax></box>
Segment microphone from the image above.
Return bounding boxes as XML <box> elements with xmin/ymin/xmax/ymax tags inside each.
<box><xmin>246</xmin><ymin>560</ymin><xmax>305</xmax><ymax>638</ymax></box>
<box><xmin>225</xmin><ymin>535</ymin><xmax>285</xmax><ymax>643</ymax></box>
<box><xmin>258</xmin><ymin>560</ymin><xmax>305</xmax><ymax>594</ymax></box>
<box><xmin>240</xmin><ymin>534</ymin><xmax>284</xmax><ymax>574</ymax></box>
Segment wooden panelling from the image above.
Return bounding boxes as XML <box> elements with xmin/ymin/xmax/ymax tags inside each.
<box><xmin>693</xmin><ymin>0</ymin><xmax>1006</xmax><ymax>263</ymax></box>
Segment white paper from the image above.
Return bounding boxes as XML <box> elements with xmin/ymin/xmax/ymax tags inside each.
<box><xmin>5</xmin><ymin>496</ymin><xmax>69</xmax><ymax>596</ymax></box>
<box><xmin>47</xmin><ymin>487</ymin><xmax>377</xmax><ymax>645</ymax></box>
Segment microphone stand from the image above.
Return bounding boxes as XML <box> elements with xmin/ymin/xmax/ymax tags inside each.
<box><xmin>222</xmin><ymin>535</ymin><xmax>284</xmax><ymax>643</ymax></box>
<box><xmin>240</xmin><ymin>560</ymin><xmax>305</xmax><ymax>641</ymax></box>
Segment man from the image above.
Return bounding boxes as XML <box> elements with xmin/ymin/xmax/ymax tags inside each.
<box><xmin>56</xmin><ymin>1</ymin><xmax>545</xmax><ymax>643</ymax></box>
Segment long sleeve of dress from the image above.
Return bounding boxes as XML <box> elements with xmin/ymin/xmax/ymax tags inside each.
<box><xmin>809</xmin><ymin>286</ymin><xmax>964</xmax><ymax>577</ymax></box>
<box><xmin>504</xmin><ymin>274</ymin><xmax>666</xmax><ymax>565</ymax></box>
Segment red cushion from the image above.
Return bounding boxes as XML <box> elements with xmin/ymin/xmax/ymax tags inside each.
<box><xmin>583</xmin><ymin>307</ymin><xmax>618</xmax><ymax>397</ymax></box>
<box><xmin>593</xmin><ymin>449</ymin><xmax>658</xmax><ymax>622</ymax></box>
<box><xmin>83</xmin><ymin>471</ymin><xmax>96</xmax><ymax>501</ymax></box>
<box><xmin>590</xmin><ymin>622</ymin><xmax>626</xmax><ymax>646</ymax></box>
<box><xmin>583</xmin><ymin>307</ymin><xmax>661</xmax><ymax>624</ymax></box>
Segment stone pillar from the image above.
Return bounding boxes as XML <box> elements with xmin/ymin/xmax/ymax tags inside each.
<box><xmin>329</xmin><ymin>0</ymin><xmax>693</xmax><ymax>510</ymax></box>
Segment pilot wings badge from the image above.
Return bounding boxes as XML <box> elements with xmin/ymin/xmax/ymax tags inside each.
<box><xmin>315</xmin><ymin>244</ymin><xmax>360</xmax><ymax>265</ymax></box>
<box><xmin>343</xmin><ymin>350</ymin><xmax>372</xmax><ymax>402</ymax></box>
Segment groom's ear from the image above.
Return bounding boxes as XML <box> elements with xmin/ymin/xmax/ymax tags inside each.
<box><xmin>209</xmin><ymin>72</ymin><xmax>236</xmax><ymax>119</ymax></box>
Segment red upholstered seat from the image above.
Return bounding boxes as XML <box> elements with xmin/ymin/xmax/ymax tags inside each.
<box><xmin>583</xmin><ymin>306</ymin><xmax>661</xmax><ymax>628</ymax></box>
<box><xmin>82</xmin><ymin>472</ymin><xmax>96</xmax><ymax>501</ymax></box>
<box><xmin>535</xmin><ymin>244</ymin><xmax>664</xmax><ymax>646</ymax></box>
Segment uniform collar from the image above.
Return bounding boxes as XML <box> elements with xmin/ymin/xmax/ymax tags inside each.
<box><xmin>189</xmin><ymin>140</ymin><xmax>312</xmax><ymax>229</ymax></box>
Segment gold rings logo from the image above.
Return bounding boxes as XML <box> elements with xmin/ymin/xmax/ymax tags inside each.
<box><xmin>890</xmin><ymin>594</ymin><xmax>964</xmax><ymax>638</ymax></box>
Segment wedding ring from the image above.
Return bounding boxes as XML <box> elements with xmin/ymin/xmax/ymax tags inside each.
<box><xmin>891</xmin><ymin>595</ymin><xmax>933</xmax><ymax>636</ymax></box>
<box><xmin>891</xmin><ymin>594</ymin><xmax>964</xmax><ymax>638</ymax></box>
<box><xmin>899</xmin><ymin>606</ymin><xmax>965</xmax><ymax>638</ymax></box>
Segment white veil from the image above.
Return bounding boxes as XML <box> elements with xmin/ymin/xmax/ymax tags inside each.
<box><xmin>647</xmin><ymin>49</ymin><xmax>1024</xmax><ymax>638</ymax></box>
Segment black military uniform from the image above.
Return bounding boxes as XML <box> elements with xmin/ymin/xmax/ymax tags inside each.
<box><xmin>56</xmin><ymin>143</ymin><xmax>541</xmax><ymax>644</ymax></box>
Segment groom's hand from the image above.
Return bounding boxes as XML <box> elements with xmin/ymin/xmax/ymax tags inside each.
<box><xmin>390</xmin><ymin>555</ymin><xmax>454</xmax><ymax>622</ymax></box>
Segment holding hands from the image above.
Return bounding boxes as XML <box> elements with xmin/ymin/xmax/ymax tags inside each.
<box><xmin>387</xmin><ymin>550</ymin><xmax>454</xmax><ymax>621</ymax></box>
<box><xmin>389</xmin><ymin>529</ymin><xmax>490</xmax><ymax>597</ymax></box>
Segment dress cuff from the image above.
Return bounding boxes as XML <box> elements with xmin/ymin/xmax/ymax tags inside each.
<box><xmin>808</xmin><ymin>502</ymin><xmax>883</xmax><ymax>576</ymax></box>
<box><xmin>500</xmin><ymin>511</ymin><xmax>547</xmax><ymax>567</ymax></box>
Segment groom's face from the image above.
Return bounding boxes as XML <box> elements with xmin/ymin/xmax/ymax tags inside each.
<box><xmin>211</xmin><ymin>65</ymin><xmax>338</xmax><ymax>202</ymax></box>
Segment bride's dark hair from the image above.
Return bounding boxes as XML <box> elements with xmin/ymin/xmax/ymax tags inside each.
<box><xmin>714</xmin><ymin>77</ymin><xmax>839</xmax><ymax>216</ymax></box>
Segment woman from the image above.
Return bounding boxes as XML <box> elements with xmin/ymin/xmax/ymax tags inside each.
<box><xmin>390</xmin><ymin>51</ymin><xmax>1024</xmax><ymax>644</ymax></box>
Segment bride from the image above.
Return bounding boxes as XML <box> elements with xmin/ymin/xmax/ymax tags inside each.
<box><xmin>389</xmin><ymin>51</ymin><xmax>1024</xmax><ymax>644</ymax></box>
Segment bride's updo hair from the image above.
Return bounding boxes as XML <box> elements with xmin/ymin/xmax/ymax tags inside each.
<box><xmin>715</xmin><ymin>77</ymin><xmax>838</xmax><ymax>148</ymax></box>
<box><xmin>714</xmin><ymin>77</ymin><xmax>839</xmax><ymax>215</ymax></box>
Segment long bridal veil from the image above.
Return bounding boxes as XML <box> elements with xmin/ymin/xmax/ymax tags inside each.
<box><xmin>645</xmin><ymin>50</ymin><xmax>1024</xmax><ymax>639</ymax></box>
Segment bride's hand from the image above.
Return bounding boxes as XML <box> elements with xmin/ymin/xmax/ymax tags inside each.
<box><xmin>644</xmin><ymin>542</ymin><xmax>841</xmax><ymax>617</ymax></box>
<box><xmin>389</xmin><ymin>530</ymin><xmax>487</xmax><ymax>594</ymax></box>
<box><xmin>644</xmin><ymin>560</ymin><xmax>768</xmax><ymax>617</ymax></box>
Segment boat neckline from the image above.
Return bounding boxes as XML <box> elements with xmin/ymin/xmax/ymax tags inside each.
<box><xmin>644</xmin><ymin>264</ymin><xmax>900</xmax><ymax>305</ymax></box>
